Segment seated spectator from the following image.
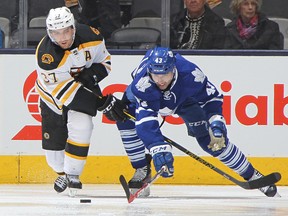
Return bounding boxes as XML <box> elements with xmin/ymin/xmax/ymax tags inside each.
<box><xmin>170</xmin><ymin>0</ymin><xmax>226</xmax><ymax>49</ymax></box>
<box><xmin>64</xmin><ymin>0</ymin><xmax>78</xmax><ymax>8</ymax></box>
<box><xmin>64</xmin><ymin>0</ymin><xmax>81</xmax><ymax>21</ymax></box>
<box><xmin>224</xmin><ymin>0</ymin><xmax>284</xmax><ymax>49</ymax></box>
<box><xmin>64</xmin><ymin>0</ymin><xmax>122</xmax><ymax>40</ymax></box>
<box><xmin>76</xmin><ymin>0</ymin><xmax>121</xmax><ymax>40</ymax></box>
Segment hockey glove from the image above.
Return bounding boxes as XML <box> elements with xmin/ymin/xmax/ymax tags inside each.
<box><xmin>97</xmin><ymin>94</ymin><xmax>128</xmax><ymax>122</ymax></box>
<box><xmin>73</xmin><ymin>68</ymin><xmax>98</xmax><ymax>91</ymax></box>
<box><xmin>208</xmin><ymin>115</ymin><xmax>227</xmax><ymax>152</ymax></box>
<box><xmin>149</xmin><ymin>143</ymin><xmax>174</xmax><ymax>178</ymax></box>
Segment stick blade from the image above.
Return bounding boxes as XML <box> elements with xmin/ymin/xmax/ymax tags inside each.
<box><xmin>119</xmin><ymin>175</ymin><xmax>131</xmax><ymax>202</ymax></box>
<box><xmin>247</xmin><ymin>172</ymin><xmax>281</xmax><ymax>189</ymax></box>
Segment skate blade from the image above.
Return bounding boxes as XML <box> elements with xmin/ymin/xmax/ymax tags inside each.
<box><xmin>274</xmin><ymin>192</ymin><xmax>281</xmax><ymax>197</ymax></box>
<box><xmin>130</xmin><ymin>187</ymin><xmax>150</xmax><ymax>198</ymax></box>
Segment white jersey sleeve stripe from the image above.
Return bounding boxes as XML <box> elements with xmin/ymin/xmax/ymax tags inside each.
<box><xmin>135</xmin><ymin>116</ymin><xmax>158</xmax><ymax>126</ymax></box>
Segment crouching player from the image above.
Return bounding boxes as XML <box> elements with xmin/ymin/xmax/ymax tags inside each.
<box><xmin>102</xmin><ymin>46</ymin><xmax>279</xmax><ymax>197</ymax></box>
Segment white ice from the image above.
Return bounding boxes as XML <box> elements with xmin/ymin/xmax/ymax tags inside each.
<box><xmin>0</xmin><ymin>184</ymin><xmax>287</xmax><ymax>216</ymax></box>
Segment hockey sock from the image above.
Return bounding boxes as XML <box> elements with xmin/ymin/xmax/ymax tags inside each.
<box><xmin>217</xmin><ymin>142</ymin><xmax>254</xmax><ymax>180</ymax></box>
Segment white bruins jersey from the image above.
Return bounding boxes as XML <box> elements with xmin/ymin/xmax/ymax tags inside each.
<box><xmin>35</xmin><ymin>23</ymin><xmax>111</xmax><ymax>114</ymax></box>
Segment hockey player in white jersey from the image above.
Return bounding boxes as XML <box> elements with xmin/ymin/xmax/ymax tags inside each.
<box><xmin>105</xmin><ymin>46</ymin><xmax>278</xmax><ymax>197</ymax></box>
<box><xmin>35</xmin><ymin>6</ymin><xmax>126</xmax><ymax>195</ymax></box>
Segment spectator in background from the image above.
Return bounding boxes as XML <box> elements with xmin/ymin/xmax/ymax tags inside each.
<box><xmin>76</xmin><ymin>0</ymin><xmax>122</xmax><ymax>40</ymax></box>
<box><xmin>64</xmin><ymin>0</ymin><xmax>79</xmax><ymax>8</ymax></box>
<box><xmin>170</xmin><ymin>0</ymin><xmax>226</xmax><ymax>49</ymax></box>
<box><xmin>64</xmin><ymin>0</ymin><xmax>81</xmax><ymax>21</ymax></box>
<box><xmin>64</xmin><ymin>0</ymin><xmax>121</xmax><ymax>40</ymax></box>
<box><xmin>224</xmin><ymin>0</ymin><xmax>284</xmax><ymax>49</ymax></box>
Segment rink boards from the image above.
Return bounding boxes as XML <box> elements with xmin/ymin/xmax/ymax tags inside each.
<box><xmin>0</xmin><ymin>155</ymin><xmax>287</xmax><ymax>185</ymax></box>
<box><xmin>0</xmin><ymin>52</ymin><xmax>287</xmax><ymax>185</ymax></box>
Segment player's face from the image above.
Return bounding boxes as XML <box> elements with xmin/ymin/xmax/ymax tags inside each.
<box><xmin>184</xmin><ymin>0</ymin><xmax>206</xmax><ymax>18</ymax></box>
<box><xmin>150</xmin><ymin>71</ymin><xmax>174</xmax><ymax>90</ymax></box>
<box><xmin>49</xmin><ymin>27</ymin><xmax>75</xmax><ymax>49</ymax></box>
<box><xmin>239</xmin><ymin>0</ymin><xmax>257</xmax><ymax>23</ymax></box>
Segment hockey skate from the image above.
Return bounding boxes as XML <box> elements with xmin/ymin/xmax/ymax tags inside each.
<box><xmin>249</xmin><ymin>170</ymin><xmax>280</xmax><ymax>197</ymax></box>
<box><xmin>128</xmin><ymin>164</ymin><xmax>151</xmax><ymax>197</ymax></box>
<box><xmin>54</xmin><ymin>175</ymin><xmax>68</xmax><ymax>193</ymax></box>
<box><xmin>66</xmin><ymin>174</ymin><xmax>82</xmax><ymax>197</ymax></box>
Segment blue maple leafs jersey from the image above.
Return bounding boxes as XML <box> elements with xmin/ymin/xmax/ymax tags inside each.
<box><xmin>129</xmin><ymin>50</ymin><xmax>223</xmax><ymax>147</ymax></box>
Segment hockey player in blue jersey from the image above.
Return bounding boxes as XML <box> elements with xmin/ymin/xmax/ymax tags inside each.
<box><xmin>103</xmin><ymin>46</ymin><xmax>278</xmax><ymax>197</ymax></box>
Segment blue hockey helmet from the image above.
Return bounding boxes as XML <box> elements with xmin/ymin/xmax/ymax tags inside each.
<box><xmin>147</xmin><ymin>47</ymin><xmax>176</xmax><ymax>74</ymax></box>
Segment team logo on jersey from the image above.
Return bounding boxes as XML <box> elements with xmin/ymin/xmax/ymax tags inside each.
<box><xmin>135</xmin><ymin>76</ymin><xmax>151</xmax><ymax>92</ymax></box>
<box><xmin>163</xmin><ymin>91</ymin><xmax>172</xmax><ymax>100</ymax></box>
<box><xmin>206</xmin><ymin>82</ymin><xmax>216</xmax><ymax>96</ymax></box>
<box><xmin>41</xmin><ymin>54</ymin><xmax>54</xmax><ymax>64</ymax></box>
<box><xmin>90</xmin><ymin>27</ymin><xmax>100</xmax><ymax>35</ymax></box>
<box><xmin>163</xmin><ymin>91</ymin><xmax>176</xmax><ymax>104</ymax></box>
<box><xmin>192</xmin><ymin>68</ymin><xmax>205</xmax><ymax>83</ymax></box>
<box><xmin>140</xmin><ymin>100</ymin><xmax>148</xmax><ymax>107</ymax></box>
<box><xmin>43</xmin><ymin>132</ymin><xmax>50</xmax><ymax>139</ymax></box>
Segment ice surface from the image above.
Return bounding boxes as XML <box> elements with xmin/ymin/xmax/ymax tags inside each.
<box><xmin>0</xmin><ymin>184</ymin><xmax>287</xmax><ymax>216</ymax></box>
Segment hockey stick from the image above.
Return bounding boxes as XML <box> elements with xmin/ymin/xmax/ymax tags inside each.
<box><xmin>123</xmin><ymin>111</ymin><xmax>281</xmax><ymax>190</ymax></box>
<box><xmin>163</xmin><ymin>136</ymin><xmax>281</xmax><ymax>189</ymax></box>
<box><xmin>119</xmin><ymin>166</ymin><xmax>166</xmax><ymax>203</ymax></box>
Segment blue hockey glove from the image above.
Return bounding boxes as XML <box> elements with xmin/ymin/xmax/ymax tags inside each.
<box><xmin>208</xmin><ymin>115</ymin><xmax>227</xmax><ymax>152</ymax></box>
<box><xmin>149</xmin><ymin>143</ymin><xmax>174</xmax><ymax>178</ymax></box>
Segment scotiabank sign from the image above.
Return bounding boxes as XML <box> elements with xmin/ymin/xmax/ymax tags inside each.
<box><xmin>221</xmin><ymin>80</ymin><xmax>288</xmax><ymax>125</ymax></box>
<box><xmin>12</xmin><ymin>70</ymin><xmax>288</xmax><ymax>141</ymax></box>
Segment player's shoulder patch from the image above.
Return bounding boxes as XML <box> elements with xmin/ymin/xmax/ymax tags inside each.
<box><xmin>135</xmin><ymin>76</ymin><xmax>151</xmax><ymax>93</ymax></box>
<box><xmin>36</xmin><ymin>37</ymin><xmax>65</xmax><ymax>70</ymax></box>
<box><xmin>41</xmin><ymin>53</ymin><xmax>54</xmax><ymax>64</ymax></box>
<box><xmin>75</xmin><ymin>23</ymin><xmax>103</xmax><ymax>43</ymax></box>
<box><xmin>191</xmin><ymin>68</ymin><xmax>205</xmax><ymax>83</ymax></box>
<box><xmin>131</xmin><ymin>75</ymin><xmax>161</xmax><ymax>102</ymax></box>
<box><xmin>90</xmin><ymin>26</ymin><xmax>101</xmax><ymax>35</ymax></box>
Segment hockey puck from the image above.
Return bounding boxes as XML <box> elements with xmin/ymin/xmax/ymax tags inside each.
<box><xmin>80</xmin><ymin>199</ymin><xmax>91</xmax><ymax>203</ymax></box>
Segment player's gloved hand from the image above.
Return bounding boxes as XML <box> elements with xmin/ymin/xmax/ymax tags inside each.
<box><xmin>149</xmin><ymin>143</ymin><xmax>174</xmax><ymax>178</ymax></box>
<box><xmin>208</xmin><ymin>115</ymin><xmax>227</xmax><ymax>152</ymax></box>
<box><xmin>97</xmin><ymin>94</ymin><xmax>128</xmax><ymax>122</ymax></box>
<box><xmin>73</xmin><ymin>68</ymin><xmax>98</xmax><ymax>90</ymax></box>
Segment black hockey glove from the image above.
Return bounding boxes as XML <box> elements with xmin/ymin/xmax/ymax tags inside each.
<box><xmin>73</xmin><ymin>63</ymin><xmax>108</xmax><ymax>91</ymax></box>
<box><xmin>97</xmin><ymin>94</ymin><xmax>128</xmax><ymax>122</ymax></box>
<box><xmin>74</xmin><ymin>68</ymin><xmax>98</xmax><ymax>91</ymax></box>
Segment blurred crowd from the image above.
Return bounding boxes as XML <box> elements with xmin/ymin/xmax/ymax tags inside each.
<box><xmin>0</xmin><ymin>0</ymin><xmax>287</xmax><ymax>49</ymax></box>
